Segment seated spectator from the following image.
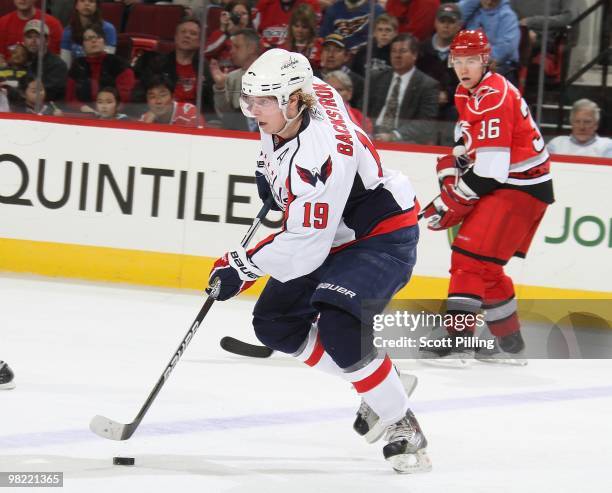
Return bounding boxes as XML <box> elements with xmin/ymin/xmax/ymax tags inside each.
<box><xmin>367</xmin><ymin>33</ymin><xmax>439</xmax><ymax>143</ymax></box>
<box><xmin>385</xmin><ymin>0</ymin><xmax>439</xmax><ymax>41</ymax></box>
<box><xmin>81</xmin><ymin>86</ymin><xmax>129</xmax><ymax>120</ymax></box>
<box><xmin>133</xmin><ymin>18</ymin><xmax>215</xmax><ymax>116</ymax></box>
<box><xmin>140</xmin><ymin>74</ymin><xmax>201</xmax><ymax>127</ymax></box>
<box><xmin>0</xmin><ymin>44</ymin><xmax>28</xmax><ymax>90</ymax></box>
<box><xmin>12</xmin><ymin>75</ymin><xmax>63</xmax><ymax>115</ymax></box>
<box><xmin>255</xmin><ymin>0</ymin><xmax>320</xmax><ymax>49</ymax></box>
<box><xmin>511</xmin><ymin>0</ymin><xmax>575</xmax><ymax>53</ymax></box>
<box><xmin>417</xmin><ymin>3</ymin><xmax>462</xmax><ymax>121</ymax></box>
<box><xmin>324</xmin><ymin>70</ymin><xmax>372</xmax><ymax>135</ymax></box>
<box><xmin>351</xmin><ymin>13</ymin><xmax>397</xmax><ymax>77</ymax></box>
<box><xmin>317</xmin><ymin>34</ymin><xmax>364</xmax><ymax>108</ymax></box>
<box><xmin>65</xmin><ymin>25</ymin><xmax>135</xmax><ymax>108</ymax></box>
<box><xmin>60</xmin><ymin>0</ymin><xmax>117</xmax><ymax>68</ymax></box>
<box><xmin>94</xmin><ymin>86</ymin><xmax>128</xmax><ymax>120</ymax></box>
<box><xmin>23</xmin><ymin>20</ymin><xmax>68</xmax><ymax>101</ymax></box>
<box><xmin>547</xmin><ymin>99</ymin><xmax>612</xmax><ymax>159</ymax></box>
<box><xmin>211</xmin><ymin>29</ymin><xmax>260</xmax><ymax>131</ymax></box>
<box><xmin>0</xmin><ymin>0</ymin><xmax>64</xmax><ymax>58</ymax></box>
<box><xmin>457</xmin><ymin>0</ymin><xmax>520</xmax><ymax>84</ymax></box>
<box><xmin>319</xmin><ymin>0</ymin><xmax>383</xmax><ymax>52</ymax></box>
<box><xmin>205</xmin><ymin>0</ymin><xmax>253</xmax><ymax>73</ymax></box>
<box><xmin>282</xmin><ymin>4</ymin><xmax>322</xmax><ymax>69</ymax></box>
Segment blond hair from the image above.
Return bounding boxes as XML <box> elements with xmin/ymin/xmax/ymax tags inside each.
<box><xmin>293</xmin><ymin>89</ymin><xmax>317</xmax><ymax>111</ymax></box>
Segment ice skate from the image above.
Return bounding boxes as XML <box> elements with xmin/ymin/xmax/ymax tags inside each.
<box><xmin>419</xmin><ymin>329</ymin><xmax>474</xmax><ymax>369</ymax></box>
<box><xmin>0</xmin><ymin>361</ymin><xmax>15</xmax><ymax>390</ymax></box>
<box><xmin>476</xmin><ymin>331</ymin><xmax>528</xmax><ymax>366</ymax></box>
<box><xmin>382</xmin><ymin>409</ymin><xmax>431</xmax><ymax>474</ymax></box>
<box><xmin>353</xmin><ymin>371</ymin><xmax>418</xmax><ymax>443</ymax></box>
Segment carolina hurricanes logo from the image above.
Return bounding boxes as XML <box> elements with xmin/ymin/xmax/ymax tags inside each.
<box><xmin>296</xmin><ymin>156</ymin><xmax>332</xmax><ymax>187</ymax></box>
<box><xmin>471</xmin><ymin>85</ymin><xmax>499</xmax><ymax>110</ymax></box>
<box><xmin>455</xmin><ymin>120</ymin><xmax>473</xmax><ymax>152</ymax></box>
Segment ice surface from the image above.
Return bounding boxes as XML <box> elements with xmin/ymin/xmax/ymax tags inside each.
<box><xmin>1</xmin><ymin>274</ymin><xmax>611</xmax><ymax>493</ymax></box>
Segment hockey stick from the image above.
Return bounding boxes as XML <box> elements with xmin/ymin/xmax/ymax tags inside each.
<box><xmin>89</xmin><ymin>199</ymin><xmax>273</xmax><ymax>441</ymax></box>
<box><xmin>221</xmin><ymin>206</ymin><xmax>429</xmax><ymax>359</ymax></box>
<box><xmin>220</xmin><ymin>336</ymin><xmax>274</xmax><ymax>358</ymax></box>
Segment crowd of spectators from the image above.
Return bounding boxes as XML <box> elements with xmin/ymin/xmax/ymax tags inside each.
<box><xmin>0</xmin><ymin>0</ymin><xmax>608</xmax><ymax>158</ymax></box>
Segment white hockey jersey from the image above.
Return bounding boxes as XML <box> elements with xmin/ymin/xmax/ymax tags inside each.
<box><xmin>249</xmin><ymin>77</ymin><xmax>419</xmax><ymax>282</ymax></box>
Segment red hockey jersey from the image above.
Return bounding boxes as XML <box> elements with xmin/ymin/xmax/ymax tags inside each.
<box><xmin>454</xmin><ymin>72</ymin><xmax>553</xmax><ymax>203</ymax></box>
<box><xmin>254</xmin><ymin>0</ymin><xmax>320</xmax><ymax>49</ymax></box>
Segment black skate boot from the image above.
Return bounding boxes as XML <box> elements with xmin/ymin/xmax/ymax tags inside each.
<box><xmin>0</xmin><ymin>361</ymin><xmax>15</xmax><ymax>390</ymax></box>
<box><xmin>353</xmin><ymin>371</ymin><xmax>418</xmax><ymax>443</ymax></box>
<box><xmin>419</xmin><ymin>329</ymin><xmax>475</xmax><ymax>368</ymax></box>
<box><xmin>383</xmin><ymin>409</ymin><xmax>431</xmax><ymax>474</ymax></box>
<box><xmin>476</xmin><ymin>331</ymin><xmax>527</xmax><ymax>366</ymax></box>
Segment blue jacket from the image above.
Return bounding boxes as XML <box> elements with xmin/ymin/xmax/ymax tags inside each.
<box><xmin>458</xmin><ymin>0</ymin><xmax>520</xmax><ymax>66</ymax></box>
<box><xmin>319</xmin><ymin>1</ymin><xmax>384</xmax><ymax>52</ymax></box>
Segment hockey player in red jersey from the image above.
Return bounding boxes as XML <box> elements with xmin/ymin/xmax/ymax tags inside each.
<box><xmin>422</xmin><ymin>30</ymin><xmax>554</xmax><ymax>364</ymax></box>
<box><xmin>207</xmin><ymin>48</ymin><xmax>431</xmax><ymax>474</ymax></box>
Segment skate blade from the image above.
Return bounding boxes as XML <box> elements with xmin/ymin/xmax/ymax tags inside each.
<box><xmin>0</xmin><ymin>381</ymin><xmax>16</xmax><ymax>390</ymax></box>
<box><xmin>476</xmin><ymin>357</ymin><xmax>528</xmax><ymax>366</ymax></box>
<box><xmin>420</xmin><ymin>357</ymin><xmax>473</xmax><ymax>369</ymax></box>
<box><xmin>387</xmin><ymin>449</ymin><xmax>432</xmax><ymax>474</ymax></box>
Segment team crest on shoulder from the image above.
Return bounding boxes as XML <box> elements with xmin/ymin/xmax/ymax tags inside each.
<box><xmin>296</xmin><ymin>156</ymin><xmax>333</xmax><ymax>187</ymax></box>
<box><xmin>471</xmin><ymin>85</ymin><xmax>500</xmax><ymax>110</ymax></box>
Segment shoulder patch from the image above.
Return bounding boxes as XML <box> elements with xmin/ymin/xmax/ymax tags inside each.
<box><xmin>295</xmin><ymin>156</ymin><xmax>333</xmax><ymax>187</ymax></box>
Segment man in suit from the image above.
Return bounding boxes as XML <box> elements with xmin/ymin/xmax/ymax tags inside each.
<box><xmin>368</xmin><ymin>33</ymin><xmax>440</xmax><ymax>144</ymax></box>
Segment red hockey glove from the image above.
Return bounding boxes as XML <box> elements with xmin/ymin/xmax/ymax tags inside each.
<box><xmin>422</xmin><ymin>182</ymin><xmax>476</xmax><ymax>231</ymax></box>
<box><xmin>436</xmin><ymin>154</ymin><xmax>460</xmax><ymax>188</ymax></box>
<box><xmin>436</xmin><ymin>153</ymin><xmax>472</xmax><ymax>188</ymax></box>
<box><xmin>207</xmin><ymin>247</ymin><xmax>263</xmax><ymax>301</ymax></box>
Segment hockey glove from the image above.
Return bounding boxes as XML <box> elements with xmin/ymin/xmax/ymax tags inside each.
<box><xmin>207</xmin><ymin>247</ymin><xmax>264</xmax><ymax>301</ymax></box>
<box><xmin>422</xmin><ymin>182</ymin><xmax>476</xmax><ymax>231</ymax></box>
<box><xmin>435</xmin><ymin>153</ymin><xmax>471</xmax><ymax>189</ymax></box>
<box><xmin>255</xmin><ymin>171</ymin><xmax>281</xmax><ymax>211</ymax></box>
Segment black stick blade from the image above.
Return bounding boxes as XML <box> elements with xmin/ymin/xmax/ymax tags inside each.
<box><xmin>220</xmin><ymin>337</ymin><xmax>274</xmax><ymax>358</ymax></box>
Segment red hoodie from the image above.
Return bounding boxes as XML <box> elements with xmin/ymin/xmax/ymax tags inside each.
<box><xmin>65</xmin><ymin>53</ymin><xmax>135</xmax><ymax>104</ymax></box>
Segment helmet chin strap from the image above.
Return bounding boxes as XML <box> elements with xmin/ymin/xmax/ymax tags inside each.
<box><xmin>276</xmin><ymin>104</ymin><xmax>306</xmax><ymax>136</ymax></box>
<box><xmin>466</xmin><ymin>67</ymin><xmax>489</xmax><ymax>91</ymax></box>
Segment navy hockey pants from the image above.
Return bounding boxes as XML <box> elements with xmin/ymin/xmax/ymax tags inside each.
<box><xmin>252</xmin><ymin>225</ymin><xmax>419</xmax><ymax>369</ymax></box>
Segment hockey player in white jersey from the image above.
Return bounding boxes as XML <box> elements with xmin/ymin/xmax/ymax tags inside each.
<box><xmin>207</xmin><ymin>49</ymin><xmax>430</xmax><ymax>474</ymax></box>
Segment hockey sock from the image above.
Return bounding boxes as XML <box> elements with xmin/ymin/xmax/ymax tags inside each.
<box><xmin>446</xmin><ymin>295</ymin><xmax>482</xmax><ymax>336</ymax></box>
<box><xmin>344</xmin><ymin>354</ymin><xmax>408</xmax><ymax>426</ymax></box>
<box><xmin>292</xmin><ymin>322</ymin><xmax>344</xmax><ymax>377</ymax></box>
<box><xmin>483</xmin><ymin>297</ymin><xmax>520</xmax><ymax>337</ymax></box>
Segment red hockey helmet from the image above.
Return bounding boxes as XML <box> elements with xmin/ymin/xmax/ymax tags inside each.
<box><xmin>449</xmin><ymin>29</ymin><xmax>491</xmax><ymax>65</ymax></box>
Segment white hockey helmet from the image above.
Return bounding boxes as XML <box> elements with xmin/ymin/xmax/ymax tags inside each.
<box><xmin>240</xmin><ymin>48</ymin><xmax>314</xmax><ymax>118</ymax></box>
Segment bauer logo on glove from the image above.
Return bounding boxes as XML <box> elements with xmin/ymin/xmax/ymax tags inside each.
<box><xmin>207</xmin><ymin>247</ymin><xmax>264</xmax><ymax>301</ymax></box>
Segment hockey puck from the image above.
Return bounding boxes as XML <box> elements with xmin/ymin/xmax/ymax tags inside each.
<box><xmin>112</xmin><ymin>456</ymin><xmax>135</xmax><ymax>466</ymax></box>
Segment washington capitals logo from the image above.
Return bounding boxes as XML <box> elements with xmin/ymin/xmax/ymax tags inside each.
<box><xmin>472</xmin><ymin>85</ymin><xmax>499</xmax><ymax>110</ymax></box>
<box><xmin>296</xmin><ymin>156</ymin><xmax>332</xmax><ymax>187</ymax></box>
